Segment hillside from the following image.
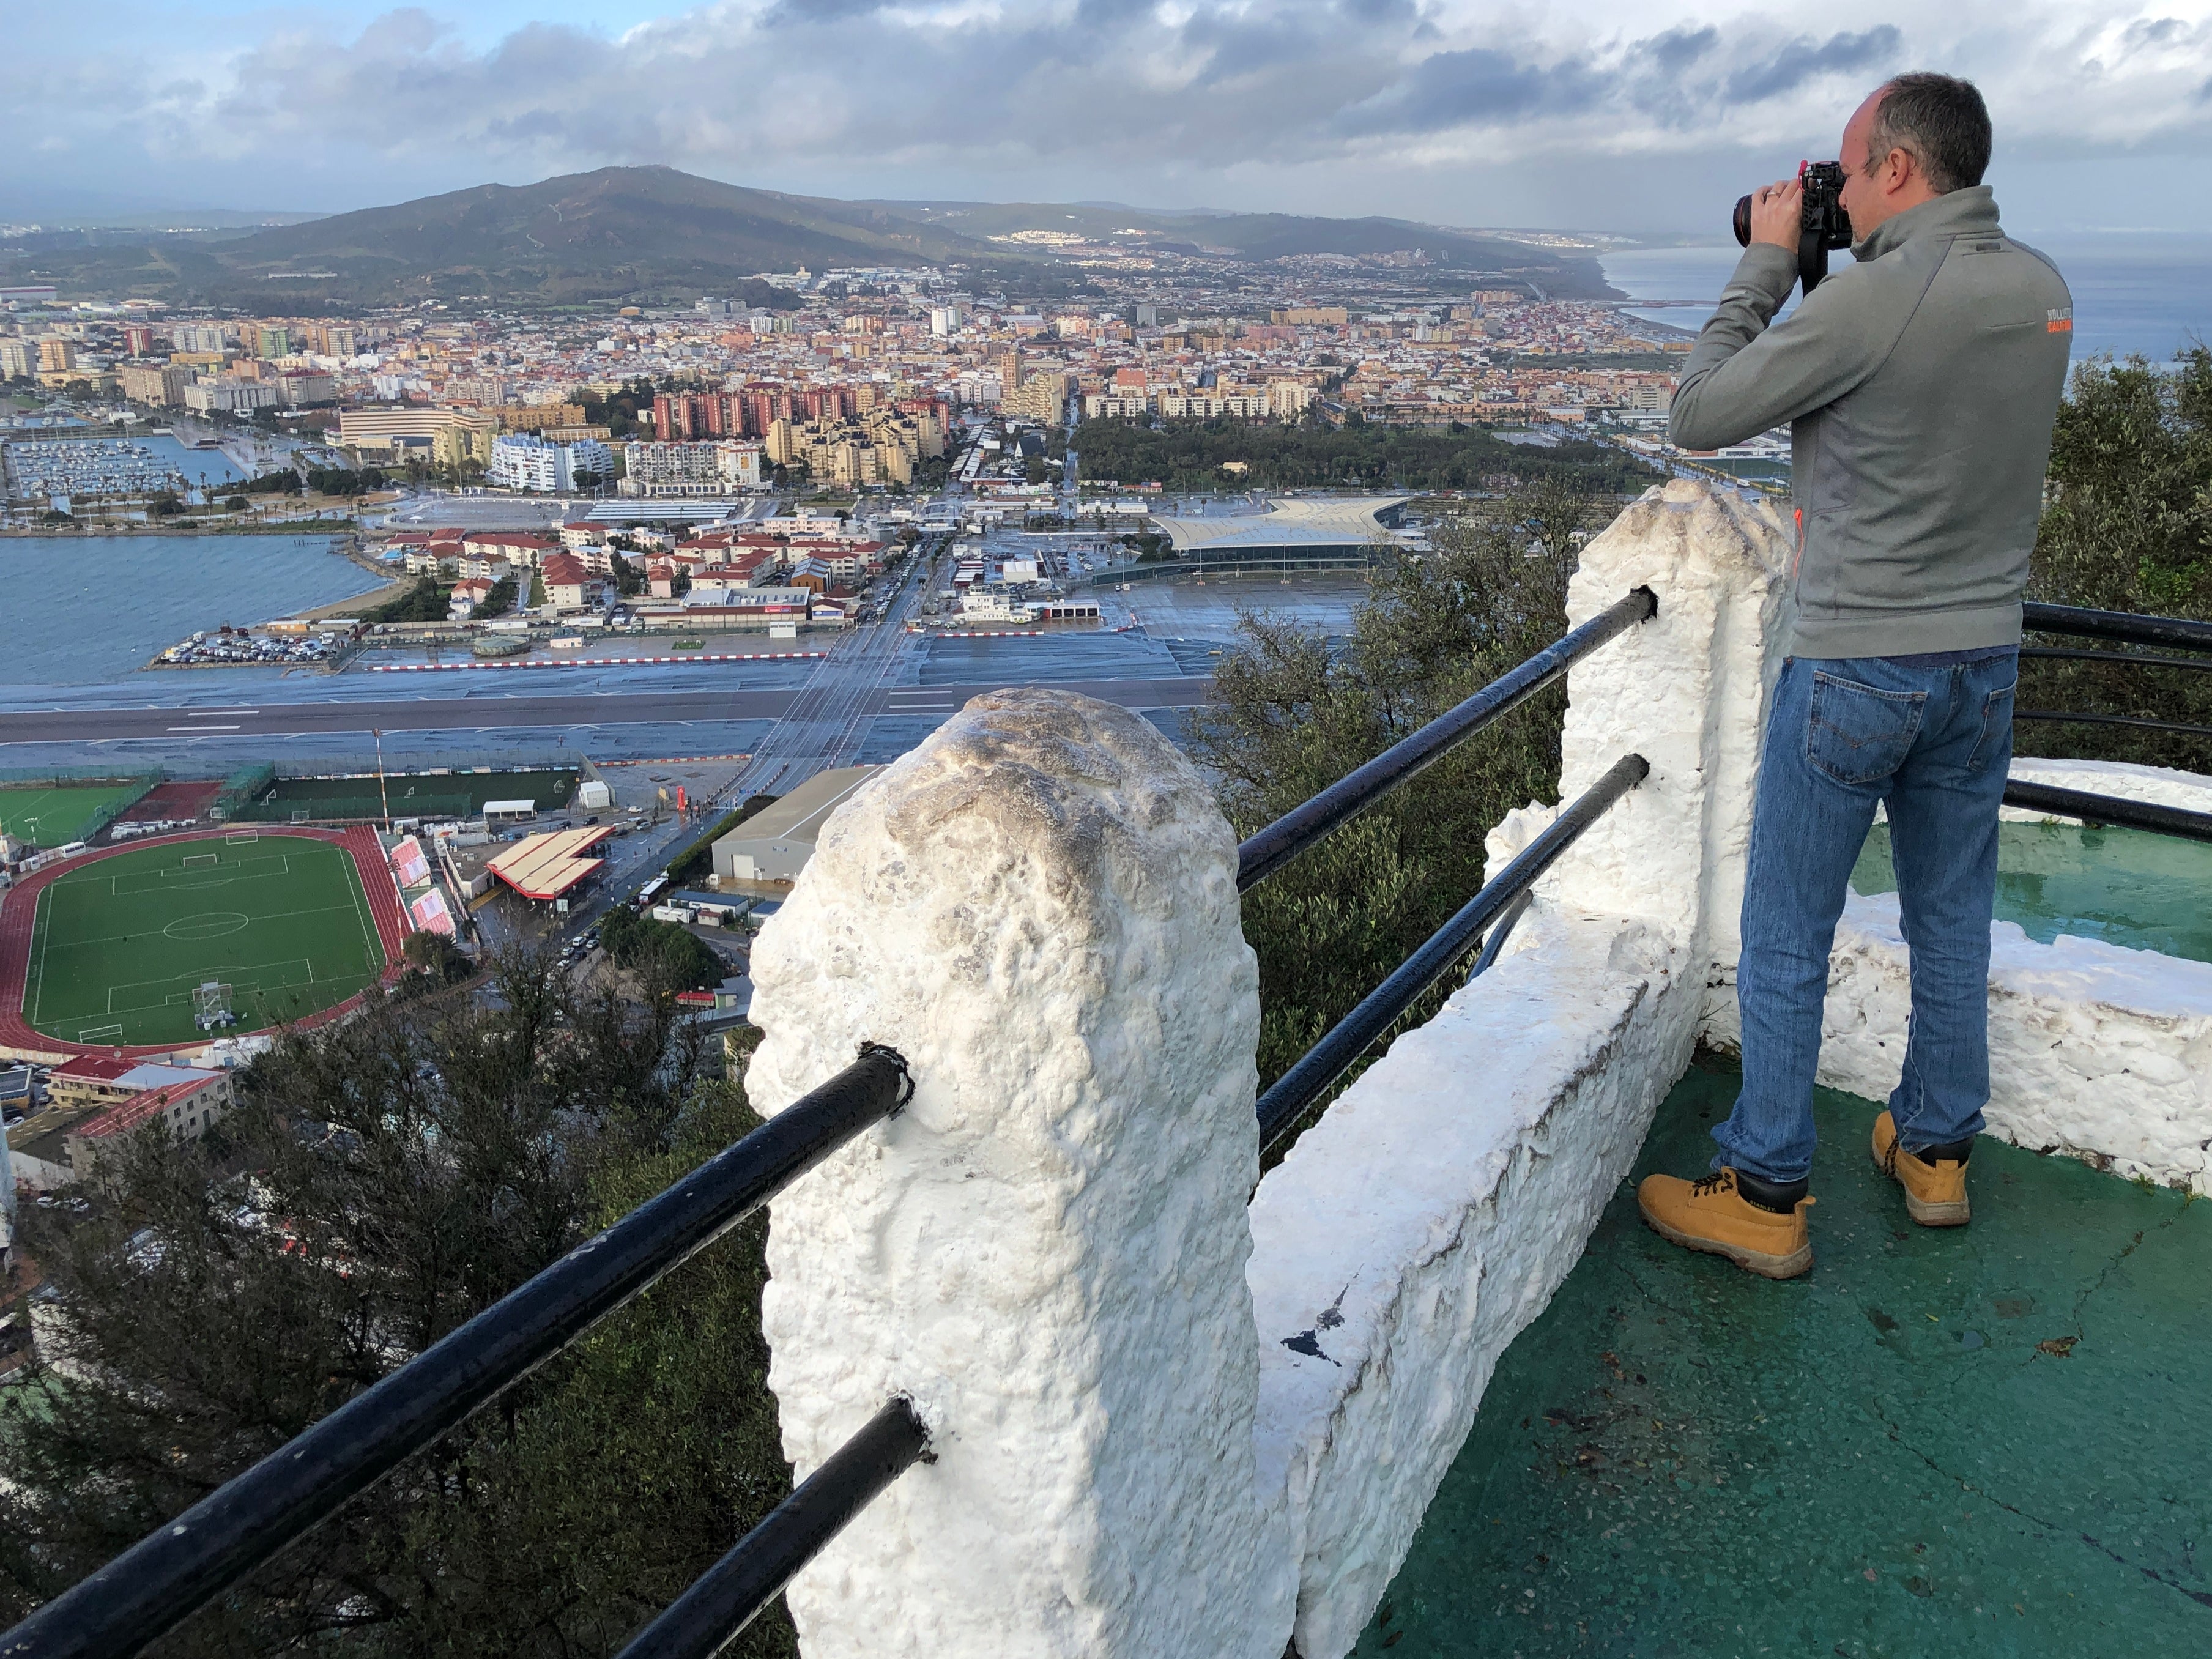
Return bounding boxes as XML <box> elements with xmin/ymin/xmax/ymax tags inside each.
<box><xmin>2</xmin><ymin>166</ymin><xmax>1613</xmax><ymax>306</ymax></box>
<box><xmin>3</xmin><ymin>168</ymin><xmax>1002</xmax><ymax>308</ymax></box>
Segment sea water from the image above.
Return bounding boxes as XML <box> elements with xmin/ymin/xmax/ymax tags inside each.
<box><xmin>0</xmin><ymin>535</ymin><xmax>385</xmax><ymax>685</ymax></box>
<box><xmin>1601</xmin><ymin>231</ymin><xmax>2212</xmax><ymax>362</ymax></box>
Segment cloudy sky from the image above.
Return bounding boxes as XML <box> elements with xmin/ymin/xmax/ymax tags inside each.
<box><xmin>10</xmin><ymin>1</ymin><xmax>2212</xmax><ymax>234</ymax></box>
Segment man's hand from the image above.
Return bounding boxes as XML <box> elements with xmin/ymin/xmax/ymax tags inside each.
<box><xmin>1749</xmin><ymin>179</ymin><xmax>1803</xmax><ymax>251</ymax></box>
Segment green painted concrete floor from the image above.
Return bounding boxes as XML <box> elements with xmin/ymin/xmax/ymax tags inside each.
<box><xmin>1352</xmin><ymin>1058</ymin><xmax>2212</xmax><ymax>1658</ymax></box>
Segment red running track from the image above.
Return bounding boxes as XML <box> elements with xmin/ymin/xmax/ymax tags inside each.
<box><xmin>0</xmin><ymin>826</ymin><xmax>410</xmax><ymax>1061</ymax></box>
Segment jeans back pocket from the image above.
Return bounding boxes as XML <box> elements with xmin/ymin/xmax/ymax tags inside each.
<box><xmin>1807</xmin><ymin>670</ymin><xmax>1926</xmax><ymax>787</ymax></box>
<box><xmin>1967</xmin><ymin>678</ymin><xmax>2017</xmax><ymax>774</ymax></box>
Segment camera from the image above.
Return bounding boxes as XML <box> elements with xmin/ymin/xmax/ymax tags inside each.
<box><xmin>1733</xmin><ymin>160</ymin><xmax>1854</xmax><ymax>295</ymax></box>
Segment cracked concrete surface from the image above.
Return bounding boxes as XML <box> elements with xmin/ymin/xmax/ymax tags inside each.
<box><xmin>1351</xmin><ymin>1060</ymin><xmax>2212</xmax><ymax>1656</ymax></box>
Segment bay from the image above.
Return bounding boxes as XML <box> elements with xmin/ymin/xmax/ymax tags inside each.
<box><xmin>0</xmin><ymin>535</ymin><xmax>386</xmax><ymax>685</ymax></box>
<box><xmin>1600</xmin><ymin>231</ymin><xmax>2212</xmax><ymax>363</ymax></box>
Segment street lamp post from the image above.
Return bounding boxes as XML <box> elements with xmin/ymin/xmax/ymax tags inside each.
<box><xmin>373</xmin><ymin>727</ymin><xmax>392</xmax><ymax>833</ymax></box>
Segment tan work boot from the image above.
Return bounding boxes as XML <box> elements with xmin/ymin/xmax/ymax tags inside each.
<box><xmin>1872</xmin><ymin>1111</ymin><xmax>1972</xmax><ymax>1227</ymax></box>
<box><xmin>1637</xmin><ymin>1168</ymin><xmax>1814</xmax><ymax>1280</ymax></box>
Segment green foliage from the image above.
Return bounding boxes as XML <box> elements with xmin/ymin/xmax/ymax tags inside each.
<box><xmin>363</xmin><ymin>576</ymin><xmax>447</xmax><ymax>625</ymax></box>
<box><xmin>2024</xmin><ymin>347</ymin><xmax>2212</xmax><ymax>773</ymax></box>
<box><xmin>529</xmin><ymin>568</ymin><xmax>548</xmax><ymax>609</ymax></box>
<box><xmin>0</xmin><ymin>962</ymin><xmax>798</xmax><ymax>1655</ymax></box>
<box><xmin>599</xmin><ymin>905</ymin><xmax>727</xmax><ymax>991</ymax></box>
<box><xmin>577</xmin><ymin>378</ymin><xmax>657</xmax><ymax>441</ymax></box>
<box><xmin>478</xmin><ymin>574</ymin><xmax>518</xmax><ymax>619</ymax></box>
<box><xmin>303</xmin><ymin>466</ymin><xmax>387</xmax><ymax>496</ymax></box>
<box><xmin>395</xmin><ymin>929</ymin><xmax>474</xmax><ymax>998</ymax></box>
<box><xmin>237</xmin><ymin>469</ymin><xmax>303</xmax><ymax>495</ymax></box>
<box><xmin>1071</xmin><ymin>417</ymin><xmax>1660</xmax><ymax>495</ymax></box>
<box><xmin>609</xmin><ymin>552</ymin><xmax>647</xmax><ymax>597</ymax></box>
<box><xmin>1198</xmin><ymin>478</ymin><xmax>1595</xmax><ymax>1159</ymax></box>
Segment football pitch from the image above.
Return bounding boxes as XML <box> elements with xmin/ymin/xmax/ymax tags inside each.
<box><xmin>22</xmin><ymin>834</ymin><xmax>388</xmax><ymax>1047</ymax></box>
<box><xmin>0</xmin><ymin>784</ymin><xmax>144</xmax><ymax>848</ymax></box>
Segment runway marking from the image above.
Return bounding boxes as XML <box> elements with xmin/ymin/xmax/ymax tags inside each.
<box><xmin>167</xmin><ymin>724</ymin><xmax>240</xmax><ymax>731</ymax></box>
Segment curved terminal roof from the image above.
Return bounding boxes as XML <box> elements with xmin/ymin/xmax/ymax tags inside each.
<box><xmin>1151</xmin><ymin>496</ymin><xmax>1411</xmax><ymax>558</ymax></box>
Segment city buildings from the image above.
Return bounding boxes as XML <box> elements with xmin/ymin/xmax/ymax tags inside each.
<box><xmin>487</xmin><ymin>432</ymin><xmax>614</xmax><ymax>492</ymax></box>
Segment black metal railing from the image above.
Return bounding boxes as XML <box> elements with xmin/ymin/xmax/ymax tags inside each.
<box><xmin>615</xmin><ymin>1398</ymin><xmax>931</xmax><ymax>1659</ymax></box>
<box><xmin>1236</xmin><ymin>588</ymin><xmax>1657</xmax><ymax>891</ymax></box>
<box><xmin>2018</xmin><ymin>599</ymin><xmax>2212</xmax><ymax>743</ymax></box>
<box><xmin>1256</xmin><ymin>754</ymin><xmax>1649</xmax><ymax>1152</ymax></box>
<box><xmin>2002</xmin><ymin>779</ymin><xmax>2212</xmax><ymax>844</ymax></box>
<box><xmin>2021</xmin><ymin>599</ymin><xmax>2212</xmax><ymax>655</ymax></box>
<box><xmin>0</xmin><ymin>1047</ymin><xmax>918</xmax><ymax>1659</ymax></box>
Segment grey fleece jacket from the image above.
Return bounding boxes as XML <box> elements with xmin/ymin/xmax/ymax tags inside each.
<box><xmin>1669</xmin><ymin>187</ymin><xmax>2073</xmax><ymax>658</ymax></box>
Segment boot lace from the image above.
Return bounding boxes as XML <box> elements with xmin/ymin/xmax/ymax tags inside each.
<box><xmin>1690</xmin><ymin>1170</ymin><xmax>1735</xmax><ymax>1198</ymax></box>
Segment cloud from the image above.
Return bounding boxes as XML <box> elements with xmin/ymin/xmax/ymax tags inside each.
<box><xmin>1724</xmin><ymin>28</ymin><xmax>1902</xmax><ymax>103</ymax></box>
<box><xmin>5</xmin><ymin>2</ymin><xmax>2212</xmax><ymax>229</ymax></box>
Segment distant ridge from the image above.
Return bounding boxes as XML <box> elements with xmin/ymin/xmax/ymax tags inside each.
<box><xmin>2</xmin><ymin>166</ymin><xmax>1615</xmax><ymax>306</ymax></box>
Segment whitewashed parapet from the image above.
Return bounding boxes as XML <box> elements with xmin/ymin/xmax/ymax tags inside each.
<box><xmin>1246</xmin><ymin>479</ymin><xmax>1794</xmax><ymax>1658</ymax></box>
<box><xmin>1703</xmin><ymin>890</ymin><xmax>2212</xmax><ymax>1194</ymax></box>
<box><xmin>745</xmin><ymin>689</ymin><xmax>1294</xmax><ymax>1659</ymax></box>
<box><xmin>2003</xmin><ymin>755</ymin><xmax>2212</xmax><ymax>823</ymax></box>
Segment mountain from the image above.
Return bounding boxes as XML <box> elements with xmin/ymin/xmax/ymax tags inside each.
<box><xmin>1</xmin><ymin>166</ymin><xmax>1614</xmax><ymax>306</ymax></box>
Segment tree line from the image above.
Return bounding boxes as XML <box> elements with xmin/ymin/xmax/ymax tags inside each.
<box><xmin>1066</xmin><ymin>415</ymin><xmax>1662</xmax><ymax>495</ymax></box>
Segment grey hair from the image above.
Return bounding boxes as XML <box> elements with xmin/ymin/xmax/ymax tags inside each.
<box><xmin>1865</xmin><ymin>73</ymin><xmax>1992</xmax><ymax>195</ymax></box>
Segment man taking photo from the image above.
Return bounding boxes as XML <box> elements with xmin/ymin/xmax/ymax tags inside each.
<box><xmin>1638</xmin><ymin>73</ymin><xmax>2074</xmax><ymax>1278</ymax></box>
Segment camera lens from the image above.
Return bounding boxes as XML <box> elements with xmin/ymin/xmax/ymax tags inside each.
<box><xmin>1732</xmin><ymin>195</ymin><xmax>1753</xmax><ymax>247</ymax></box>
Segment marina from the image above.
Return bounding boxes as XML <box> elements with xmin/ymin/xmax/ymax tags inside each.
<box><xmin>0</xmin><ymin>434</ymin><xmax>229</xmax><ymax>501</ymax></box>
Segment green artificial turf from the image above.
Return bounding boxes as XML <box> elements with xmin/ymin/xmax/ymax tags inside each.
<box><xmin>23</xmin><ymin>836</ymin><xmax>385</xmax><ymax>1046</ymax></box>
<box><xmin>229</xmin><ymin>768</ymin><xmax>577</xmax><ymax>824</ymax></box>
<box><xmin>0</xmin><ymin>785</ymin><xmax>144</xmax><ymax>848</ymax></box>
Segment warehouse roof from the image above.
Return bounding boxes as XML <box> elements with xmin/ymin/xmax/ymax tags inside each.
<box><xmin>714</xmin><ymin>767</ymin><xmax>881</xmax><ymax>859</ymax></box>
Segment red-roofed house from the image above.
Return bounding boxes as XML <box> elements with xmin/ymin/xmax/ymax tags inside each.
<box><xmin>63</xmin><ymin>1073</ymin><xmax>234</xmax><ymax>1178</ymax></box>
<box><xmin>464</xmin><ymin>530</ymin><xmax>561</xmax><ymax>567</ymax></box>
<box><xmin>540</xmin><ymin>551</ymin><xmax>603</xmax><ymax>610</ymax></box>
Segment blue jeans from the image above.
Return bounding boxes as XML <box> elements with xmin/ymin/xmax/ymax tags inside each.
<box><xmin>1713</xmin><ymin>651</ymin><xmax>2017</xmax><ymax>1185</ymax></box>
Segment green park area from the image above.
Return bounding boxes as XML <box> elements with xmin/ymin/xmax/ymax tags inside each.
<box><xmin>22</xmin><ymin>834</ymin><xmax>387</xmax><ymax>1047</ymax></box>
<box><xmin>0</xmin><ymin>784</ymin><xmax>149</xmax><ymax>848</ymax></box>
<box><xmin>230</xmin><ymin>768</ymin><xmax>578</xmax><ymax>824</ymax></box>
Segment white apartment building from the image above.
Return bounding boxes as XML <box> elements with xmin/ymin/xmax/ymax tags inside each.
<box><xmin>488</xmin><ymin>434</ymin><xmax>614</xmax><ymax>492</ymax></box>
<box><xmin>620</xmin><ymin>439</ymin><xmax>766</xmax><ymax>497</ymax></box>
<box><xmin>183</xmin><ymin>379</ymin><xmax>281</xmax><ymax>414</ymax></box>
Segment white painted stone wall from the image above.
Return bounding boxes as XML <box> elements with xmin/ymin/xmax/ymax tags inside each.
<box><xmin>1703</xmin><ymin>891</ymin><xmax>2212</xmax><ymax>1194</ymax></box>
<box><xmin>1245</xmin><ymin>479</ymin><xmax>1793</xmax><ymax>1658</ymax></box>
<box><xmin>746</xmin><ymin>688</ymin><xmax>1295</xmax><ymax>1659</ymax></box>
<box><xmin>2003</xmin><ymin>755</ymin><xmax>2212</xmax><ymax>823</ymax></box>
<box><xmin>1707</xmin><ymin>749</ymin><xmax>2212</xmax><ymax>1193</ymax></box>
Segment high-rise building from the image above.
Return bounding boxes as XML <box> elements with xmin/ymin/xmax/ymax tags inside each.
<box><xmin>119</xmin><ymin>363</ymin><xmax>195</xmax><ymax>406</ymax></box>
<box><xmin>322</xmin><ymin>326</ymin><xmax>360</xmax><ymax>358</ymax></box>
<box><xmin>37</xmin><ymin>338</ymin><xmax>76</xmax><ymax>374</ymax></box>
<box><xmin>122</xmin><ymin>324</ymin><xmax>155</xmax><ymax>357</ymax></box>
<box><xmin>488</xmin><ymin>434</ymin><xmax>613</xmax><ymax>493</ymax></box>
<box><xmin>997</xmin><ymin>349</ymin><xmax>1023</xmax><ymax>393</ymax></box>
<box><xmin>0</xmin><ymin>340</ymin><xmax>35</xmax><ymax>380</ymax></box>
<box><xmin>170</xmin><ymin>324</ymin><xmax>228</xmax><ymax>354</ymax></box>
<box><xmin>254</xmin><ymin>324</ymin><xmax>291</xmax><ymax>358</ymax></box>
<box><xmin>1134</xmin><ymin>303</ymin><xmax>1159</xmax><ymax>328</ymax></box>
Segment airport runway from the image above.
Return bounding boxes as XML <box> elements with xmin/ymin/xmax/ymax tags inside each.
<box><xmin>0</xmin><ymin>675</ymin><xmax>1215</xmax><ymax>746</ymax></box>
